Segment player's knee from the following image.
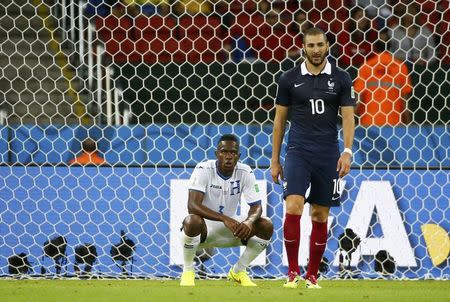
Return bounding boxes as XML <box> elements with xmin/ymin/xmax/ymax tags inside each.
<box><xmin>182</xmin><ymin>214</ymin><xmax>205</xmax><ymax>236</ymax></box>
<box><xmin>311</xmin><ymin>207</ymin><xmax>329</xmax><ymax>223</ymax></box>
<box><xmin>254</xmin><ymin>217</ymin><xmax>274</xmax><ymax>240</ymax></box>
<box><xmin>285</xmin><ymin>196</ymin><xmax>304</xmax><ymax>215</ymax></box>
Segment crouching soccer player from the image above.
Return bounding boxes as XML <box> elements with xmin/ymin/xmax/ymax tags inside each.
<box><xmin>180</xmin><ymin>134</ymin><xmax>273</xmax><ymax>287</ymax></box>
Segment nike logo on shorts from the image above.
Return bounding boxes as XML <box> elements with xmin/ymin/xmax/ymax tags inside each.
<box><xmin>294</xmin><ymin>83</ymin><xmax>304</xmax><ymax>88</ymax></box>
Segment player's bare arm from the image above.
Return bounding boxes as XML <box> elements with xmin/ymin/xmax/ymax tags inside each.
<box><xmin>271</xmin><ymin>104</ymin><xmax>289</xmax><ymax>184</ymax></box>
<box><xmin>234</xmin><ymin>204</ymin><xmax>263</xmax><ymax>240</ymax></box>
<box><xmin>337</xmin><ymin>106</ymin><xmax>355</xmax><ymax>178</ymax></box>
<box><xmin>187</xmin><ymin>189</ymin><xmax>239</xmax><ymax>232</ymax></box>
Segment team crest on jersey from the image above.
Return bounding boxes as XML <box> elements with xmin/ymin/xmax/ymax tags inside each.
<box><xmin>327</xmin><ymin>80</ymin><xmax>335</xmax><ymax>90</ymax></box>
<box><xmin>230</xmin><ymin>180</ymin><xmax>241</xmax><ymax>195</ymax></box>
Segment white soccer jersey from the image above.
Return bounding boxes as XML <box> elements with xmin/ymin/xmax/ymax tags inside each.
<box><xmin>188</xmin><ymin>160</ymin><xmax>262</xmax><ymax>217</ymax></box>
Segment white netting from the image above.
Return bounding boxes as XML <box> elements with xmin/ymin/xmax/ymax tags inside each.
<box><xmin>0</xmin><ymin>0</ymin><xmax>449</xmax><ymax>280</ymax></box>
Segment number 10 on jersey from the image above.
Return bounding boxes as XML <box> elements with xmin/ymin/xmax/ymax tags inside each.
<box><xmin>309</xmin><ymin>98</ymin><xmax>325</xmax><ymax>115</ymax></box>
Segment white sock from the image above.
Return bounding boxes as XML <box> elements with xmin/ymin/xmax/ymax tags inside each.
<box><xmin>182</xmin><ymin>233</ymin><xmax>201</xmax><ymax>272</ymax></box>
<box><xmin>233</xmin><ymin>236</ymin><xmax>270</xmax><ymax>273</ymax></box>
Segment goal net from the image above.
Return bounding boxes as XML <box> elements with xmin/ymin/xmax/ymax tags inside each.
<box><xmin>0</xmin><ymin>0</ymin><xmax>448</xmax><ymax>280</ymax></box>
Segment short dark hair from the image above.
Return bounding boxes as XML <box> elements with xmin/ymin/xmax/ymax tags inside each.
<box><xmin>82</xmin><ymin>138</ymin><xmax>97</xmax><ymax>153</ymax></box>
<box><xmin>303</xmin><ymin>27</ymin><xmax>328</xmax><ymax>43</ymax></box>
<box><xmin>217</xmin><ymin>134</ymin><xmax>239</xmax><ymax>146</ymax></box>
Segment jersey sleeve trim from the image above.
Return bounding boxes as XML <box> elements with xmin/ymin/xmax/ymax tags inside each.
<box><xmin>188</xmin><ymin>188</ymin><xmax>205</xmax><ymax>194</ymax></box>
<box><xmin>247</xmin><ymin>200</ymin><xmax>262</xmax><ymax>206</ymax></box>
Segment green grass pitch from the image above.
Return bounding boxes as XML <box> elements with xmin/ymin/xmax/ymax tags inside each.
<box><xmin>0</xmin><ymin>279</ymin><xmax>448</xmax><ymax>302</ymax></box>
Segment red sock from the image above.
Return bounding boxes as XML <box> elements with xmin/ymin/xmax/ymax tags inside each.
<box><xmin>306</xmin><ymin>220</ymin><xmax>328</xmax><ymax>279</ymax></box>
<box><xmin>283</xmin><ymin>213</ymin><xmax>301</xmax><ymax>275</ymax></box>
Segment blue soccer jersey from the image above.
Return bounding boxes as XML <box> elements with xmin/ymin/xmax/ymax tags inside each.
<box><xmin>275</xmin><ymin>60</ymin><xmax>356</xmax><ymax>155</ymax></box>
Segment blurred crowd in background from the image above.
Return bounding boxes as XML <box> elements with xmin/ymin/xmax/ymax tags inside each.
<box><xmin>84</xmin><ymin>0</ymin><xmax>448</xmax><ymax>67</ymax></box>
<box><xmin>76</xmin><ymin>0</ymin><xmax>450</xmax><ymax>126</ymax></box>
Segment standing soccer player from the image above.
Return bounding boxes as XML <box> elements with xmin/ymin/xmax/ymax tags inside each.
<box><xmin>180</xmin><ymin>134</ymin><xmax>273</xmax><ymax>287</ymax></box>
<box><xmin>271</xmin><ymin>27</ymin><xmax>355</xmax><ymax>289</ymax></box>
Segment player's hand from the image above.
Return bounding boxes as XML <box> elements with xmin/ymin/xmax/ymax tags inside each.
<box><xmin>222</xmin><ymin>216</ymin><xmax>240</xmax><ymax>234</ymax></box>
<box><xmin>234</xmin><ymin>220</ymin><xmax>253</xmax><ymax>241</ymax></box>
<box><xmin>337</xmin><ymin>152</ymin><xmax>352</xmax><ymax>178</ymax></box>
<box><xmin>271</xmin><ymin>161</ymin><xmax>284</xmax><ymax>184</ymax></box>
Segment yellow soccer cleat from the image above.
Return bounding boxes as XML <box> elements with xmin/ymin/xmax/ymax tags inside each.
<box><xmin>180</xmin><ymin>270</ymin><xmax>195</xmax><ymax>287</ymax></box>
<box><xmin>305</xmin><ymin>275</ymin><xmax>322</xmax><ymax>289</ymax></box>
<box><xmin>227</xmin><ymin>268</ymin><xmax>257</xmax><ymax>287</ymax></box>
<box><xmin>283</xmin><ymin>272</ymin><xmax>302</xmax><ymax>289</ymax></box>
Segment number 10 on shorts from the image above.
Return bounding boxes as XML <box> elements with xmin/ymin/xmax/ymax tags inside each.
<box><xmin>333</xmin><ymin>178</ymin><xmax>343</xmax><ymax>195</ymax></box>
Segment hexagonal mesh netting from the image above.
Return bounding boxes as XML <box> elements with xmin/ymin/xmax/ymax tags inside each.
<box><xmin>0</xmin><ymin>0</ymin><xmax>448</xmax><ymax>280</ymax></box>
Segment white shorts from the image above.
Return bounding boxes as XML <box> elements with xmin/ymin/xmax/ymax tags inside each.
<box><xmin>198</xmin><ymin>216</ymin><xmax>268</xmax><ymax>248</ymax></box>
<box><xmin>198</xmin><ymin>216</ymin><xmax>244</xmax><ymax>248</ymax></box>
